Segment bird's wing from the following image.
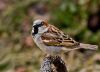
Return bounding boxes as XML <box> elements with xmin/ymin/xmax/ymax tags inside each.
<box><xmin>41</xmin><ymin>25</ymin><xmax>80</xmax><ymax>47</ymax></box>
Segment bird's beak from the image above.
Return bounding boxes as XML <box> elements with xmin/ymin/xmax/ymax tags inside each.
<box><xmin>32</xmin><ymin>28</ymin><xmax>34</xmax><ymax>33</ymax></box>
<box><xmin>32</xmin><ymin>27</ymin><xmax>34</xmax><ymax>35</ymax></box>
<box><xmin>33</xmin><ymin>25</ymin><xmax>35</xmax><ymax>27</ymax></box>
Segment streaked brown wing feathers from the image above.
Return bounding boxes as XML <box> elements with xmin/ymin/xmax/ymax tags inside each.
<box><xmin>41</xmin><ymin>25</ymin><xmax>79</xmax><ymax>47</ymax></box>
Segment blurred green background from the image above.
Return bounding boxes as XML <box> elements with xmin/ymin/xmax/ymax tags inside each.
<box><xmin>0</xmin><ymin>0</ymin><xmax>100</xmax><ymax>72</ymax></box>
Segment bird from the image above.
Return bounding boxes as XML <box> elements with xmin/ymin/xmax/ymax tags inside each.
<box><xmin>31</xmin><ymin>19</ymin><xmax>98</xmax><ymax>55</ymax></box>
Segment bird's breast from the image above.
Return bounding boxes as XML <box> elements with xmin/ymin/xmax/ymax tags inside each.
<box><xmin>34</xmin><ymin>34</ymin><xmax>62</xmax><ymax>55</ymax></box>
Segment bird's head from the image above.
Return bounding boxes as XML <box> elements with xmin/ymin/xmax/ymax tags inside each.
<box><xmin>32</xmin><ymin>19</ymin><xmax>48</xmax><ymax>36</ymax></box>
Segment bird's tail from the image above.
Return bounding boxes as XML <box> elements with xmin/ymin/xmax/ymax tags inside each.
<box><xmin>62</xmin><ymin>43</ymin><xmax>98</xmax><ymax>53</ymax></box>
<box><xmin>79</xmin><ymin>43</ymin><xmax>98</xmax><ymax>50</ymax></box>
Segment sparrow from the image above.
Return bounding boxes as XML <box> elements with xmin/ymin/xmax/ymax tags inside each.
<box><xmin>31</xmin><ymin>19</ymin><xmax>98</xmax><ymax>55</ymax></box>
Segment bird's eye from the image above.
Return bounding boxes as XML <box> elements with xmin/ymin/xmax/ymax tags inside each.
<box><xmin>41</xmin><ymin>22</ymin><xmax>44</xmax><ymax>25</ymax></box>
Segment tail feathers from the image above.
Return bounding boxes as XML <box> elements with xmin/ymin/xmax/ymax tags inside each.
<box><xmin>80</xmin><ymin>43</ymin><xmax>98</xmax><ymax>50</ymax></box>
